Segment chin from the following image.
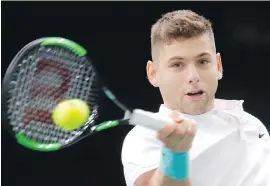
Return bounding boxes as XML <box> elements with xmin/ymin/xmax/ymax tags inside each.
<box><xmin>181</xmin><ymin>99</ymin><xmax>210</xmax><ymax>115</ymax></box>
<box><xmin>183</xmin><ymin>108</ymin><xmax>208</xmax><ymax>115</ymax></box>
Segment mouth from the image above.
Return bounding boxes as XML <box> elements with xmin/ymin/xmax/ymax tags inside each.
<box><xmin>186</xmin><ymin>90</ymin><xmax>204</xmax><ymax>97</ymax></box>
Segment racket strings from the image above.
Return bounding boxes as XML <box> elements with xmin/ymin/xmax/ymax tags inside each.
<box><xmin>7</xmin><ymin>46</ymin><xmax>100</xmax><ymax>145</ymax></box>
<box><xmin>8</xmin><ymin>51</ymin><xmax>38</xmax><ymax>129</ymax></box>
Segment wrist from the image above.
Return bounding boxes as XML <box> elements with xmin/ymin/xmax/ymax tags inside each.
<box><xmin>160</xmin><ymin>147</ymin><xmax>189</xmax><ymax>180</ymax></box>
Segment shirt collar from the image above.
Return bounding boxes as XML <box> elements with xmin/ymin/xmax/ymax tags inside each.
<box><xmin>159</xmin><ymin>99</ymin><xmax>244</xmax><ymax>116</ymax></box>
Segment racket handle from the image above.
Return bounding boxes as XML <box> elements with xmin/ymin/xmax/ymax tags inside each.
<box><xmin>129</xmin><ymin>109</ymin><xmax>173</xmax><ymax>131</ymax></box>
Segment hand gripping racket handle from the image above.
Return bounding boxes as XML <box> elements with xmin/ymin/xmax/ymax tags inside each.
<box><xmin>129</xmin><ymin>109</ymin><xmax>174</xmax><ymax>131</ymax></box>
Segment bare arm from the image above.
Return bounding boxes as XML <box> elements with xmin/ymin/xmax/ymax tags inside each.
<box><xmin>135</xmin><ymin>168</ymin><xmax>191</xmax><ymax>186</ymax></box>
<box><xmin>150</xmin><ymin>168</ymin><xmax>192</xmax><ymax>186</ymax></box>
<box><xmin>135</xmin><ymin>111</ymin><xmax>196</xmax><ymax>186</ymax></box>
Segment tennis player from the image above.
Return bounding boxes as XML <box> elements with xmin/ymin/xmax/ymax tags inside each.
<box><xmin>121</xmin><ymin>10</ymin><xmax>270</xmax><ymax>186</ymax></box>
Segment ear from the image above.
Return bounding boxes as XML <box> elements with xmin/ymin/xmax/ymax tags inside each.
<box><xmin>146</xmin><ymin>60</ymin><xmax>159</xmax><ymax>87</ymax></box>
<box><xmin>216</xmin><ymin>53</ymin><xmax>223</xmax><ymax>80</ymax></box>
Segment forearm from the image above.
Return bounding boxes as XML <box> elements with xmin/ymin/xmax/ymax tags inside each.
<box><xmin>149</xmin><ymin>168</ymin><xmax>192</xmax><ymax>186</ymax></box>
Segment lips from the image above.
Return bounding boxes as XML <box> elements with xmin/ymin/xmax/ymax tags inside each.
<box><xmin>186</xmin><ymin>90</ymin><xmax>204</xmax><ymax>96</ymax></box>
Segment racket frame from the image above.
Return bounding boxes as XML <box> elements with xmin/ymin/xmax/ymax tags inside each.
<box><xmin>2</xmin><ymin>37</ymin><xmax>131</xmax><ymax>151</ymax></box>
<box><xmin>2</xmin><ymin>37</ymin><xmax>171</xmax><ymax>152</ymax></box>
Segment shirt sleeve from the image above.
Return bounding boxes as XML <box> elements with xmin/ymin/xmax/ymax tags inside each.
<box><xmin>259</xmin><ymin>122</ymin><xmax>270</xmax><ymax>140</ymax></box>
<box><xmin>121</xmin><ymin>126</ymin><xmax>162</xmax><ymax>186</ymax></box>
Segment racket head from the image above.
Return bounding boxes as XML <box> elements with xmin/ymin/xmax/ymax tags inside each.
<box><xmin>2</xmin><ymin>37</ymin><xmax>104</xmax><ymax>151</ymax></box>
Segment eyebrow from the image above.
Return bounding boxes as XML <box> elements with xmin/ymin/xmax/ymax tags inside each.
<box><xmin>168</xmin><ymin>52</ymin><xmax>212</xmax><ymax>62</ymax></box>
<box><xmin>196</xmin><ymin>52</ymin><xmax>211</xmax><ymax>58</ymax></box>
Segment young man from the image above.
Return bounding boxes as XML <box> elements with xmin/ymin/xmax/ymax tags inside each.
<box><xmin>121</xmin><ymin>10</ymin><xmax>270</xmax><ymax>186</ymax></box>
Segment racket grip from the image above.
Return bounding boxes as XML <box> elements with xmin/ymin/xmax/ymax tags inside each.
<box><xmin>129</xmin><ymin>109</ymin><xmax>173</xmax><ymax>131</ymax></box>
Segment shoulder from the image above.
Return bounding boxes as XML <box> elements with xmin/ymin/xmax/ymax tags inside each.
<box><xmin>215</xmin><ymin>98</ymin><xmax>269</xmax><ymax>139</ymax></box>
<box><xmin>242</xmin><ymin>111</ymin><xmax>269</xmax><ymax>138</ymax></box>
<box><xmin>242</xmin><ymin>111</ymin><xmax>263</xmax><ymax>125</ymax></box>
<box><xmin>215</xmin><ymin>99</ymin><xmax>267</xmax><ymax>129</ymax></box>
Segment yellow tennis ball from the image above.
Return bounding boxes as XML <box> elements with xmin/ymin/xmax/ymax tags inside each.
<box><xmin>52</xmin><ymin>99</ymin><xmax>90</xmax><ymax>131</ymax></box>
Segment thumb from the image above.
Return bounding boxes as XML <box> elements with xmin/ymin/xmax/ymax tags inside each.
<box><xmin>170</xmin><ymin>110</ymin><xmax>183</xmax><ymax>123</ymax></box>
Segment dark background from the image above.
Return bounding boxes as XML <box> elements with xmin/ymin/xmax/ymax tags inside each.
<box><xmin>2</xmin><ymin>2</ymin><xmax>270</xmax><ymax>186</ymax></box>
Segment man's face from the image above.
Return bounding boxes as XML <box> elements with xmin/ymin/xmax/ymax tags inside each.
<box><xmin>147</xmin><ymin>34</ymin><xmax>222</xmax><ymax>115</ymax></box>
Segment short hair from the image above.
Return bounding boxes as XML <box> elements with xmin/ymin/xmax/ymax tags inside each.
<box><xmin>151</xmin><ymin>10</ymin><xmax>215</xmax><ymax>61</ymax></box>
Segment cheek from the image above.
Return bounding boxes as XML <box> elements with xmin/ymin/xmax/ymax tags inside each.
<box><xmin>201</xmin><ymin>71</ymin><xmax>219</xmax><ymax>91</ymax></box>
<box><xmin>160</xmin><ymin>72</ymin><xmax>185</xmax><ymax>90</ymax></box>
<box><xmin>200</xmin><ymin>65</ymin><xmax>218</xmax><ymax>79</ymax></box>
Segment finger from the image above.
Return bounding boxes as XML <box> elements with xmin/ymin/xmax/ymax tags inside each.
<box><xmin>172</xmin><ymin>121</ymin><xmax>196</xmax><ymax>150</ymax></box>
<box><xmin>170</xmin><ymin>111</ymin><xmax>184</xmax><ymax>123</ymax></box>
<box><xmin>183</xmin><ymin>121</ymin><xmax>197</xmax><ymax>148</ymax></box>
<box><xmin>163</xmin><ymin>121</ymin><xmax>188</xmax><ymax>147</ymax></box>
<box><xmin>157</xmin><ymin>110</ymin><xmax>182</xmax><ymax>141</ymax></box>
<box><xmin>185</xmin><ymin>119</ymin><xmax>194</xmax><ymax>135</ymax></box>
<box><xmin>163</xmin><ymin>128</ymin><xmax>184</xmax><ymax>149</ymax></box>
<box><xmin>181</xmin><ymin>119</ymin><xmax>196</xmax><ymax>138</ymax></box>
<box><xmin>176</xmin><ymin>119</ymin><xmax>188</xmax><ymax>136</ymax></box>
<box><xmin>157</xmin><ymin>122</ymin><xmax>176</xmax><ymax>141</ymax></box>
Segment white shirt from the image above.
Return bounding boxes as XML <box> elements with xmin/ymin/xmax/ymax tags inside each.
<box><xmin>121</xmin><ymin>99</ymin><xmax>270</xmax><ymax>186</ymax></box>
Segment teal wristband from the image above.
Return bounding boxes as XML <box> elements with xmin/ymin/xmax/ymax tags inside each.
<box><xmin>160</xmin><ymin>147</ymin><xmax>189</xmax><ymax>180</ymax></box>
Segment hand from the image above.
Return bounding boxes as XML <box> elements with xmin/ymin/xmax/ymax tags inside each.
<box><xmin>157</xmin><ymin>111</ymin><xmax>197</xmax><ymax>152</ymax></box>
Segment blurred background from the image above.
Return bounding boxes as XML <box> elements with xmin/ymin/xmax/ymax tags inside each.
<box><xmin>2</xmin><ymin>1</ymin><xmax>270</xmax><ymax>186</ymax></box>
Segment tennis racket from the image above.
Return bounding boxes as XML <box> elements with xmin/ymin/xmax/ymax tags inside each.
<box><xmin>2</xmin><ymin>37</ymin><xmax>173</xmax><ymax>152</ymax></box>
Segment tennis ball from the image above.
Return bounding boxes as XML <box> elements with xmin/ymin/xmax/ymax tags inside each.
<box><xmin>52</xmin><ymin>99</ymin><xmax>90</xmax><ymax>131</ymax></box>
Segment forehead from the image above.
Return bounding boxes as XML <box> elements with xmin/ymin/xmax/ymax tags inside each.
<box><xmin>159</xmin><ymin>34</ymin><xmax>216</xmax><ymax>62</ymax></box>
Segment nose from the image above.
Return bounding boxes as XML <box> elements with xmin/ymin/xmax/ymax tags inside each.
<box><xmin>187</xmin><ymin>65</ymin><xmax>200</xmax><ymax>84</ymax></box>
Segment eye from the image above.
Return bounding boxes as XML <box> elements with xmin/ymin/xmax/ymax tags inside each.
<box><xmin>171</xmin><ymin>63</ymin><xmax>182</xmax><ymax>68</ymax></box>
<box><xmin>199</xmin><ymin>60</ymin><xmax>209</xmax><ymax>65</ymax></box>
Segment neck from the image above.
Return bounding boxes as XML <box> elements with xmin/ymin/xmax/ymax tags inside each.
<box><xmin>163</xmin><ymin>99</ymin><xmax>215</xmax><ymax>116</ymax></box>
